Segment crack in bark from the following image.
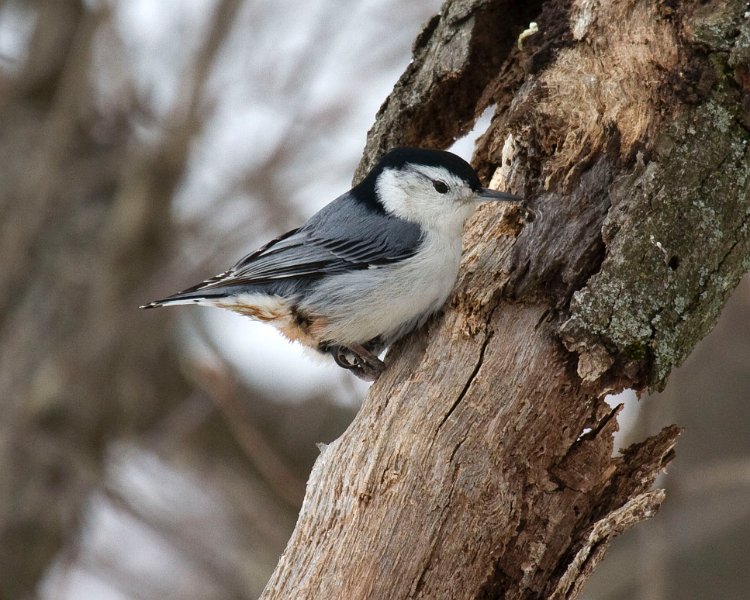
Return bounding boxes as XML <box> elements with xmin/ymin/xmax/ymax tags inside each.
<box><xmin>448</xmin><ymin>434</ymin><xmax>468</xmax><ymax>465</ymax></box>
<box><xmin>547</xmin><ymin>402</ymin><xmax>620</xmax><ymax>493</ymax></box>
<box><xmin>715</xmin><ymin>209</ymin><xmax>750</xmax><ymax>275</ymax></box>
<box><xmin>554</xmin><ymin>536</ymin><xmax>607</xmax><ymax>599</ymax></box>
<box><xmin>669</xmin><ymin>207</ymin><xmax>750</xmax><ymax>340</ymax></box>
<box><xmin>576</xmin><ymin>403</ymin><xmax>620</xmax><ymax>444</ymax></box>
<box><xmin>436</xmin><ymin>325</ymin><xmax>495</xmax><ymax>432</ymax></box>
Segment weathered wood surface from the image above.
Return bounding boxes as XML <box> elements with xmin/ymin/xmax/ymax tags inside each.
<box><xmin>262</xmin><ymin>0</ymin><xmax>750</xmax><ymax>597</ymax></box>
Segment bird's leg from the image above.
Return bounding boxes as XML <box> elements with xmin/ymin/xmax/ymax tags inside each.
<box><xmin>331</xmin><ymin>343</ymin><xmax>385</xmax><ymax>381</ymax></box>
<box><xmin>349</xmin><ymin>343</ymin><xmax>386</xmax><ymax>380</ymax></box>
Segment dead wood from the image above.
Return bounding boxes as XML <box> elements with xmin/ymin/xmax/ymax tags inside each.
<box><xmin>262</xmin><ymin>0</ymin><xmax>750</xmax><ymax>598</ymax></box>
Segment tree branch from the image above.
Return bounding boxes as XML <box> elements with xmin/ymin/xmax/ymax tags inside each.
<box><xmin>261</xmin><ymin>0</ymin><xmax>749</xmax><ymax>597</ymax></box>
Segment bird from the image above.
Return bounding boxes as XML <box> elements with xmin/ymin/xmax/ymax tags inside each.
<box><xmin>141</xmin><ymin>147</ymin><xmax>521</xmax><ymax>380</ymax></box>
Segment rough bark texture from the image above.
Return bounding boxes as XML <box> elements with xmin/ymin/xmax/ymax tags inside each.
<box><xmin>262</xmin><ymin>0</ymin><xmax>749</xmax><ymax>598</ymax></box>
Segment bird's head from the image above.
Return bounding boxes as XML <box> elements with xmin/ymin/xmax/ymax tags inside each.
<box><xmin>352</xmin><ymin>147</ymin><xmax>521</xmax><ymax>231</ymax></box>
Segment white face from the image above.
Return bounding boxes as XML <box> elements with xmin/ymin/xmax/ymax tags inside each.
<box><xmin>375</xmin><ymin>164</ymin><xmax>478</xmax><ymax>231</ymax></box>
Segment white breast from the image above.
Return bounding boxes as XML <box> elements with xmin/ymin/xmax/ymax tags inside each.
<box><xmin>301</xmin><ymin>229</ymin><xmax>463</xmax><ymax>347</ymax></box>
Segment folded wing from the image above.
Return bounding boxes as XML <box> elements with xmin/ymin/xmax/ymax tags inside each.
<box><xmin>150</xmin><ymin>194</ymin><xmax>423</xmax><ymax>304</ymax></box>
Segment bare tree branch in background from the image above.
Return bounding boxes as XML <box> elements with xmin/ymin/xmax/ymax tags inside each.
<box><xmin>192</xmin><ymin>364</ymin><xmax>307</xmax><ymax>509</ymax></box>
<box><xmin>262</xmin><ymin>0</ymin><xmax>750</xmax><ymax>597</ymax></box>
<box><xmin>0</xmin><ymin>2</ymin><xmax>239</xmax><ymax>596</ymax></box>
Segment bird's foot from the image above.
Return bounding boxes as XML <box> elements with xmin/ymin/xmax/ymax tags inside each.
<box><xmin>331</xmin><ymin>344</ymin><xmax>385</xmax><ymax>381</ymax></box>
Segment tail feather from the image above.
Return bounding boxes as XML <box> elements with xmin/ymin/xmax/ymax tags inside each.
<box><xmin>140</xmin><ymin>271</ymin><xmax>302</xmax><ymax>310</ymax></box>
<box><xmin>139</xmin><ymin>290</ymin><xmax>230</xmax><ymax>309</ymax></box>
<box><xmin>140</xmin><ymin>269</ymin><xmax>238</xmax><ymax>309</ymax></box>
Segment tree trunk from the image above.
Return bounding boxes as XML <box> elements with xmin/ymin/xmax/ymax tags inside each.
<box><xmin>261</xmin><ymin>0</ymin><xmax>750</xmax><ymax>598</ymax></box>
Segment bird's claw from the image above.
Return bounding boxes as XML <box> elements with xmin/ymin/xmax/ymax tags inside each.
<box><xmin>332</xmin><ymin>345</ymin><xmax>385</xmax><ymax>381</ymax></box>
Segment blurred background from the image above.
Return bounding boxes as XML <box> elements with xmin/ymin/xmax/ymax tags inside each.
<box><xmin>0</xmin><ymin>1</ymin><xmax>747</xmax><ymax>599</ymax></box>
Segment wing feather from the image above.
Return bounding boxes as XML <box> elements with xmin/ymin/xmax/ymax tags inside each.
<box><xmin>181</xmin><ymin>194</ymin><xmax>423</xmax><ymax>294</ymax></box>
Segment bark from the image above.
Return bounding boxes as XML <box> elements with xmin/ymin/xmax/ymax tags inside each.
<box><xmin>262</xmin><ymin>0</ymin><xmax>750</xmax><ymax>598</ymax></box>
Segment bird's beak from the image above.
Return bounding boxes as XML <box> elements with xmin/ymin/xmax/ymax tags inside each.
<box><xmin>475</xmin><ymin>188</ymin><xmax>522</xmax><ymax>202</ymax></box>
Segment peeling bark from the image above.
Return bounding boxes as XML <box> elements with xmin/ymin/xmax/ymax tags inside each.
<box><xmin>262</xmin><ymin>0</ymin><xmax>749</xmax><ymax>598</ymax></box>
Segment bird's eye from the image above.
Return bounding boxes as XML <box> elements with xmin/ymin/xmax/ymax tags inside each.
<box><xmin>433</xmin><ymin>180</ymin><xmax>449</xmax><ymax>194</ymax></box>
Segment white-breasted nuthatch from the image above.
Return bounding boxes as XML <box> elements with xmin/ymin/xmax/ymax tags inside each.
<box><xmin>142</xmin><ymin>147</ymin><xmax>521</xmax><ymax>380</ymax></box>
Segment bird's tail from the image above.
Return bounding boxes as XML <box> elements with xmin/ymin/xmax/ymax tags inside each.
<box><xmin>140</xmin><ymin>277</ymin><xmax>237</xmax><ymax>308</ymax></box>
<box><xmin>140</xmin><ymin>270</ymin><xmax>237</xmax><ymax>309</ymax></box>
<box><xmin>140</xmin><ymin>291</ymin><xmax>229</xmax><ymax>309</ymax></box>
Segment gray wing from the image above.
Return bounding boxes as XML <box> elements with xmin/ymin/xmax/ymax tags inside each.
<box><xmin>162</xmin><ymin>194</ymin><xmax>423</xmax><ymax>300</ymax></box>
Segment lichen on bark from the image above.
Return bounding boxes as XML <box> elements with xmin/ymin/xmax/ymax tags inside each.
<box><xmin>561</xmin><ymin>15</ymin><xmax>750</xmax><ymax>390</ymax></box>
